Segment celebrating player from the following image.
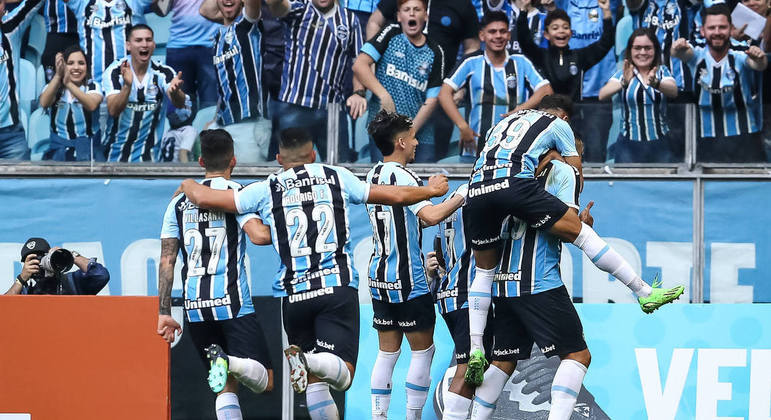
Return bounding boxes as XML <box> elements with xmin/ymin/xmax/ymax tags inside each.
<box><xmin>463</xmin><ymin>94</ymin><xmax>685</xmax><ymax>386</ymax></box>
<box><xmin>176</xmin><ymin>127</ymin><xmax>450</xmax><ymax>420</ymax></box>
<box><xmin>158</xmin><ymin>129</ymin><xmax>274</xmax><ymax>420</ymax></box>
<box><xmin>366</xmin><ymin>110</ymin><xmax>466</xmax><ymax>420</ymax></box>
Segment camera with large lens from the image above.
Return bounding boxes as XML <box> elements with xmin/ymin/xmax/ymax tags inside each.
<box><xmin>37</xmin><ymin>248</ymin><xmax>74</xmax><ymax>278</ymax></box>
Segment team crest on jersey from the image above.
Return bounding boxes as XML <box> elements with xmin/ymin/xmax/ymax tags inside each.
<box><xmin>336</xmin><ymin>25</ymin><xmax>349</xmax><ymax>42</ymax></box>
<box><xmin>417</xmin><ymin>62</ymin><xmax>429</xmax><ymax>76</ymax></box>
<box><xmin>588</xmin><ymin>8</ymin><xmax>599</xmax><ymax>21</ymax></box>
<box><xmin>506</xmin><ymin>74</ymin><xmax>517</xmax><ymax>88</ymax></box>
<box><xmin>224</xmin><ymin>28</ymin><xmax>235</xmax><ymax>45</ymax></box>
<box><xmin>569</xmin><ymin>63</ymin><xmax>579</xmax><ymax>75</ymax></box>
<box><xmin>114</xmin><ymin>0</ymin><xmax>126</xmax><ymax>12</ymax></box>
<box><xmin>146</xmin><ymin>84</ymin><xmax>158</xmax><ymax>98</ymax></box>
<box><xmin>725</xmin><ymin>68</ymin><xmax>735</xmax><ymax>81</ymax></box>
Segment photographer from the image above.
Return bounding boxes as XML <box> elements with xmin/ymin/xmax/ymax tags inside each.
<box><xmin>5</xmin><ymin>238</ymin><xmax>110</xmax><ymax>295</ymax></box>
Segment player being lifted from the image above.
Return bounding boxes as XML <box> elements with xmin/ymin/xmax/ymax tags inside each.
<box><xmin>463</xmin><ymin>94</ymin><xmax>685</xmax><ymax>386</ymax></box>
<box><xmin>366</xmin><ymin>110</ymin><xmax>466</xmax><ymax>420</ymax></box>
<box><xmin>158</xmin><ymin>129</ymin><xmax>274</xmax><ymax>420</ymax></box>
<box><xmin>176</xmin><ymin>127</ymin><xmax>450</xmax><ymax>420</ymax></box>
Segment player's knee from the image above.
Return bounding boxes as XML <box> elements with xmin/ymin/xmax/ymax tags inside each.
<box><xmin>563</xmin><ymin>349</ymin><xmax>591</xmax><ymax>368</ymax></box>
<box><xmin>492</xmin><ymin>360</ymin><xmax>516</xmax><ymax>376</ymax></box>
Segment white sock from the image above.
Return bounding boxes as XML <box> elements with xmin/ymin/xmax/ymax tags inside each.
<box><xmin>306</xmin><ymin>382</ymin><xmax>339</xmax><ymax>420</ymax></box>
<box><xmin>548</xmin><ymin>359</ymin><xmax>588</xmax><ymax>420</ymax></box>
<box><xmin>405</xmin><ymin>344</ymin><xmax>435</xmax><ymax>420</ymax></box>
<box><xmin>470</xmin><ymin>365</ymin><xmax>510</xmax><ymax>420</ymax></box>
<box><xmin>572</xmin><ymin>223</ymin><xmax>652</xmax><ymax>297</ymax></box>
<box><xmin>371</xmin><ymin>349</ymin><xmax>401</xmax><ymax>420</ymax></box>
<box><xmin>227</xmin><ymin>356</ymin><xmax>268</xmax><ymax>394</ymax></box>
<box><xmin>469</xmin><ymin>267</ymin><xmax>495</xmax><ymax>352</ymax></box>
<box><xmin>215</xmin><ymin>392</ymin><xmax>242</xmax><ymax>420</ymax></box>
<box><xmin>443</xmin><ymin>390</ymin><xmax>472</xmax><ymax>420</ymax></box>
<box><xmin>306</xmin><ymin>352</ymin><xmax>351</xmax><ymax>391</ymax></box>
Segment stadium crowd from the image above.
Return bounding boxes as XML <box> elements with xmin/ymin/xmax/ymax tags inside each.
<box><xmin>0</xmin><ymin>0</ymin><xmax>770</xmax><ymax>164</ymax></box>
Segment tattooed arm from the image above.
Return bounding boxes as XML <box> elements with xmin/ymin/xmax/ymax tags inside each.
<box><xmin>157</xmin><ymin>238</ymin><xmax>182</xmax><ymax>343</ymax></box>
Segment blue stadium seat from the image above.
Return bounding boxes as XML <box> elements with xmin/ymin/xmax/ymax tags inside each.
<box><xmin>24</xmin><ymin>14</ymin><xmax>46</xmax><ymax>67</ymax></box>
<box><xmin>27</xmin><ymin>108</ymin><xmax>51</xmax><ymax>161</ymax></box>
<box><xmin>616</xmin><ymin>16</ymin><xmax>633</xmax><ymax>59</ymax></box>
<box><xmin>18</xmin><ymin>58</ymin><xmax>37</xmax><ymax>117</ymax></box>
<box><xmin>36</xmin><ymin>65</ymin><xmax>46</xmax><ymax>98</ymax></box>
<box><xmin>145</xmin><ymin>13</ymin><xmax>170</xmax><ymax>57</ymax></box>
<box><xmin>192</xmin><ymin>106</ymin><xmax>217</xmax><ymax>134</ymax></box>
<box><xmin>19</xmin><ymin>107</ymin><xmax>28</xmax><ymax>138</ymax></box>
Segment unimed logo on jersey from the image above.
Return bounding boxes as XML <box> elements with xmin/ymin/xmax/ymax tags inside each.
<box><xmin>468</xmin><ymin>179</ymin><xmax>509</xmax><ymax>198</ymax></box>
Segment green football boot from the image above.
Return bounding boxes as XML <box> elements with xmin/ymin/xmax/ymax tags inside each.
<box><xmin>206</xmin><ymin>344</ymin><xmax>229</xmax><ymax>393</ymax></box>
<box><xmin>465</xmin><ymin>349</ymin><xmax>488</xmax><ymax>386</ymax></box>
<box><xmin>638</xmin><ymin>274</ymin><xmax>685</xmax><ymax>314</ymax></box>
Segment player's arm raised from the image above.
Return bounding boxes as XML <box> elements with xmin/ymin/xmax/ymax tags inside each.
<box><xmin>367</xmin><ymin>174</ymin><xmax>449</xmax><ymax>207</ymax></box>
<box><xmin>415</xmin><ymin>184</ymin><xmax>466</xmax><ymax>227</ymax></box>
<box><xmin>157</xmin><ymin>238</ymin><xmax>181</xmax><ymax>343</ymax></box>
<box><xmin>179</xmin><ymin>179</ymin><xmax>238</xmax><ymax>212</ymax></box>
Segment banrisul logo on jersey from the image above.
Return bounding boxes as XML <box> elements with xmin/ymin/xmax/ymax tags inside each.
<box><xmin>385</xmin><ymin>64</ymin><xmax>427</xmax><ymax>91</ymax></box>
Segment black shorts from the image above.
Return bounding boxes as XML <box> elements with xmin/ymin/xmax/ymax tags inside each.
<box><xmin>441</xmin><ymin>308</ymin><xmax>493</xmax><ymax>364</ymax></box>
<box><xmin>465</xmin><ymin>177</ymin><xmax>570</xmax><ymax>250</ymax></box>
<box><xmin>282</xmin><ymin>286</ymin><xmax>360</xmax><ymax>366</ymax></box>
<box><xmin>187</xmin><ymin>312</ymin><xmax>272</xmax><ymax>369</ymax></box>
<box><xmin>372</xmin><ymin>293</ymin><xmax>435</xmax><ymax>332</ymax></box>
<box><xmin>491</xmin><ymin>286</ymin><xmax>586</xmax><ymax>361</ymax></box>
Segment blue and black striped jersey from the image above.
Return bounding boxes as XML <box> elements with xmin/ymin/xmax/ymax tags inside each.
<box><xmin>495</xmin><ymin>161</ymin><xmax>580</xmax><ymax>297</ymax></box>
<box><xmin>687</xmin><ymin>46</ymin><xmax>763</xmax><ymax>138</ymax></box>
<box><xmin>102</xmin><ymin>58</ymin><xmax>175</xmax><ymax>162</ymax></box>
<box><xmin>47</xmin><ymin>81</ymin><xmax>101</xmax><ymax>140</ymax></box>
<box><xmin>213</xmin><ymin>14</ymin><xmax>263</xmax><ymax>126</ymax></box>
<box><xmin>279</xmin><ymin>0</ymin><xmax>362</xmax><ymax>108</ymax></box>
<box><xmin>67</xmin><ymin>0</ymin><xmax>151</xmax><ymax>84</ymax></box>
<box><xmin>43</xmin><ymin>0</ymin><xmax>77</xmax><ymax>33</ymax></box>
<box><xmin>366</xmin><ymin>162</ymin><xmax>431</xmax><ymax>303</ymax></box>
<box><xmin>161</xmin><ymin>177</ymin><xmax>256</xmax><ymax>323</ymax></box>
<box><xmin>234</xmin><ymin>164</ymin><xmax>371</xmax><ymax>297</ymax></box>
<box><xmin>435</xmin><ymin>203</ymin><xmax>475</xmax><ymax>315</ymax></box>
<box><xmin>471</xmin><ymin>109</ymin><xmax>578</xmax><ymax>183</ymax></box>
<box><xmin>0</xmin><ymin>0</ymin><xmax>43</xmax><ymax>129</ymax></box>
<box><xmin>610</xmin><ymin>66</ymin><xmax>674</xmax><ymax>141</ymax></box>
<box><xmin>445</xmin><ymin>51</ymin><xmax>549</xmax><ymax>142</ymax></box>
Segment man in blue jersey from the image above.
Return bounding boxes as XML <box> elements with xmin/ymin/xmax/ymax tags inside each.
<box><xmin>200</xmin><ymin>0</ymin><xmax>286</xmax><ymax>163</ymax></box>
<box><xmin>41</xmin><ymin>0</ymin><xmax>78</xmax><ymax>83</ymax></box>
<box><xmin>158</xmin><ymin>129</ymin><xmax>274</xmax><ymax>420</ymax></box>
<box><xmin>65</xmin><ymin>0</ymin><xmax>162</xmax><ymax>85</ymax></box>
<box><xmin>439</xmin><ymin>11</ymin><xmax>552</xmax><ymax>161</ymax></box>
<box><xmin>463</xmin><ymin>94</ymin><xmax>685</xmax><ymax>386</ymax></box>
<box><xmin>365</xmin><ymin>110</ymin><xmax>466</xmax><ymax>420</ymax></box>
<box><xmin>176</xmin><ymin>127</ymin><xmax>450</xmax><ymax>420</ymax></box>
<box><xmin>0</xmin><ymin>0</ymin><xmax>42</xmax><ymax>159</ymax></box>
<box><xmin>102</xmin><ymin>24</ymin><xmax>186</xmax><ymax>162</ymax></box>
<box><xmin>469</xmin><ymin>148</ymin><xmax>595</xmax><ymax>420</ymax></box>
<box><xmin>671</xmin><ymin>4</ymin><xmax>768</xmax><ymax>162</ymax></box>
<box><xmin>353</xmin><ymin>0</ymin><xmax>446</xmax><ymax>163</ymax></box>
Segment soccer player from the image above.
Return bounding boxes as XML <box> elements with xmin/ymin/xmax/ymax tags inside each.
<box><xmin>438</xmin><ymin>11</ymin><xmax>552</xmax><ymax>160</ymax></box>
<box><xmin>469</xmin><ymin>148</ymin><xmax>594</xmax><ymax>420</ymax></box>
<box><xmin>671</xmin><ymin>4</ymin><xmax>768</xmax><ymax>162</ymax></box>
<box><xmin>353</xmin><ymin>0</ymin><xmax>445</xmax><ymax>163</ymax></box>
<box><xmin>65</xmin><ymin>0</ymin><xmax>162</xmax><ymax>84</ymax></box>
<box><xmin>176</xmin><ymin>127</ymin><xmax>450</xmax><ymax>420</ymax></box>
<box><xmin>102</xmin><ymin>24</ymin><xmax>186</xmax><ymax>162</ymax></box>
<box><xmin>158</xmin><ymin>129</ymin><xmax>274</xmax><ymax>420</ymax></box>
<box><xmin>199</xmin><ymin>0</ymin><xmax>286</xmax><ymax>163</ymax></box>
<box><xmin>463</xmin><ymin>94</ymin><xmax>685</xmax><ymax>386</ymax></box>
<box><xmin>0</xmin><ymin>0</ymin><xmax>43</xmax><ymax>160</ymax></box>
<box><xmin>365</xmin><ymin>110</ymin><xmax>465</xmax><ymax>420</ymax></box>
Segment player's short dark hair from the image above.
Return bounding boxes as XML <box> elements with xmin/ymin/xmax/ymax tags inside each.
<box><xmin>199</xmin><ymin>129</ymin><xmax>234</xmax><ymax>171</ymax></box>
<box><xmin>279</xmin><ymin>127</ymin><xmax>314</xmax><ymax>151</ymax></box>
<box><xmin>367</xmin><ymin>110</ymin><xmax>413</xmax><ymax>156</ymax></box>
<box><xmin>538</xmin><ymin>94</ymin><xmax>574</xmax><ymax>119</ymax></box>
<box><xmin>545</xmin><ymin>9</ymin><xmax>571</xmax><ymax>28</ymax></box>
<box><xmin>481</xmin><ymin>11</ymin><xmax>509</xmax><ymax>28</ymax></box>
<box><xmin>397</xmin><ymin>0</ymin><xmax>428</xmax><ymax>8</ymax></box>
<box><xmin>702</xmin><ymin>4</ymin><xmax>731</xmax><ymax>24</ymax></box>
<box><xmin>128</xmin><ymin>23</ymin><xmax>154</xmax><ymax>39</ymax></box>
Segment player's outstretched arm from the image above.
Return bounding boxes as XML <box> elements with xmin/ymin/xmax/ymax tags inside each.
<box><xmin>179</xmin><ymin>179</ymin><xmax>238</xmax><ymax>213</ymax></box>
<box><xmin>243</xmin><ymin>218</ymin><xmax>272</xmax><ymax>245</ymax></box>
<box><xmin>416</xmin><ymin>184</ymin><xmax>467</xmax><ymax>227</ymax></box>
<box><xmin>158</xmin><ymin>238</ymin><xmax>181</xmax><ymax>344</ymax></box>
<box><xmin>367</xmin><ymin>174</ymin><xmax>449</xmax><ymax>206</ymax></box>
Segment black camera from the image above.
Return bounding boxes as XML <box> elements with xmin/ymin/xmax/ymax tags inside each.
<box><xmin>37</xmin><ymin>248</ymin><xmax>74</xmax><ymax>277</ymax></box>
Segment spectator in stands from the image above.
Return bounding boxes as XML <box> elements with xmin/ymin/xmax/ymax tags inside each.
<box><xmin>599</xmin><ymin>28</ymin><xmax>678</xmax><ymax>163</ymax></box>
<box><xmin>158</xmin><ymin>96</ymin><xmax>197</xmax><ymax>162</ymax></box>
<box><xmin>353</xmin><ymin>0</ymin><xmax>445</xmax><ymax>163</ymax></box>
<box><xmin>0</xmin><ymin>0</ymin><xmax>43</xmax><ymax>160</ymax></box>
<box><xmin>166</xmin><ymin>0</ymin><xmax>220</xmax><ymax>120</ymax></box>
<box><xmin>346</xmin><ymin>0</ymin><xmax>377</xmax><ymax>27</ymax></box>
<box><xmin>269</xmin><ymin>0</ymin><xmax>367</xmax><ymax>162</ymax></box>
<box><xmin>102</xmin><ymin>24</ymin><xmax>186</xmax><ymax>162</ymax></box>
<box><xmin>38</xmin><ymin>47</ymin><xmax>103</xmax><ymax>161</ymax></box>
<box><xmin>65</xmin><ymin>0</ymin><xmax>164</xmax><ymax>85</ymax></box>
<box><xmin>40</xmin><ymin>0</ymin><xmax>78</xmax><ymax>83</ymax></box>
<box><xmin>672</xmin><ymin>4</ymin><xmax>768</xmax><ymax>162</ymax></box>
<box><xmin>439</xmin><ymin>11</ymin><xmax>552</xmax><ymax>161</ymax></box>
<box><xmin>367</xmin><ymin>0</ymin><xmax>480</xmax><ymax>160</ymax></box>
<box><xmin>732</xmin><ymin>0</ymin><xmax>771</xmax><ymax>49</ymax></box>
<box><xmin>472</xmin><ymin>0</ymin><xmax>548</xmax><ymax>53</ymax></box>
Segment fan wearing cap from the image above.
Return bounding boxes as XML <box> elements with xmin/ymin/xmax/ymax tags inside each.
<box><xmin>5</xmin><ymin>238</ymin><xmax>110</xmax><ymax>295</ymax></box>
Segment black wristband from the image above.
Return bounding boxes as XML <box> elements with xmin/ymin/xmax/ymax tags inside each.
<box><xmin>16</xmin><ymin>274</ymin><xmax>27</xmax><ymax>286</ymax></box>
<box><xmin>354</xmin><ymin>89</ymin><xmax>366</xmax><ymax>98</ymax></box>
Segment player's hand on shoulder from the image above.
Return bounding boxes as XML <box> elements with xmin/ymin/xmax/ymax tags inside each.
<box><xmin>427</xmin><ymin>174</ymin><xmax>449</xmax><ymax>197</ymax></box>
